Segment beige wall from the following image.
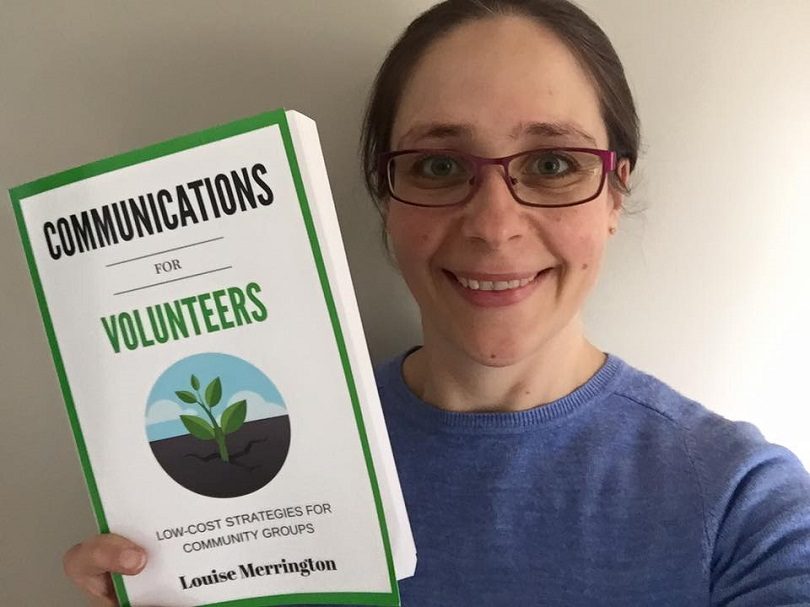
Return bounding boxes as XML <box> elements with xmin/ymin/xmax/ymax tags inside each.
<box><xmin>1</xmin><ymin>1</ymin><xmax>808</xmax><ymax>604</ymax></box>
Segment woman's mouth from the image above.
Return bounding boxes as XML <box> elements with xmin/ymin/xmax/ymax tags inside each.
<box><xmin>453</xmin><ymin>274</ymin><xmax>539</xmax><ymax>291</ymax></box>
<box><xmin>443</xmin><ymin>268</ymin><xmax>554</xmax><ymax>307</ymax></box>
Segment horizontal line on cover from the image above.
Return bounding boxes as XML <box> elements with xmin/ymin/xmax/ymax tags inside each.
<box><xmin>113</xmin><ymin>266</ymin><xmax>233</xmax><ymax>296</ymax></box>
<box><xmin>106</xmin><ymin>236</ymin><xmax>225</xmax><ymax>267</ymax></box>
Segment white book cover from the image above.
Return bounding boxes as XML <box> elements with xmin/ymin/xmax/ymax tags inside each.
<box><xmin>10</xmin><ymin>109</ymin><xmax>416</xmax><ymax>607</ymax></box>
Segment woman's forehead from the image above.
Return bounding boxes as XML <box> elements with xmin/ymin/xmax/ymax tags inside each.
<box><xmin>392</xmin><ymin>16</ymin><xmax>607</xmax><ymax>149</ymax></box>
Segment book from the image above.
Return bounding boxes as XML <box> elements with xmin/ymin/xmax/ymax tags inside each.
<box><xmin>9</xmin><ymin>109</ymin><xmax>416</xmax><ymax>607</ymax></box>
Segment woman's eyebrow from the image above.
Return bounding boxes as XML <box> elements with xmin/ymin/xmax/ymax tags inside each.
<box><xmin>397</xmin><ymin>122</ymin><xmax>474</xmax><ymax>147</ymax></box>
<box><xmin>515</xmin><ymin>121</ymin><xmax>598</xmax><ymax>145</ymax></box>
<box><xmin>396</xmin><ymin>120</ymin><xmax>598</xmax><ymax>147</ymax></box>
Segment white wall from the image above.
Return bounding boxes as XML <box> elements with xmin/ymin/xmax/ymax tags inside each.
<box><xmin>1</xmin><ymin>2</ymin><xmax>808</xmax><ymax>605</ymax></box>
<box><xmin>579</xmin><ymin>0</ymin><xmax>810</xmax><ymax>468</ymax></box>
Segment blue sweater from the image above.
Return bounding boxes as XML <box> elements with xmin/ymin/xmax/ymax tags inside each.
<box><xmin>374</xmin><ymin>352</ymin><xmax>810</xmax><ymax>606</ymax></box>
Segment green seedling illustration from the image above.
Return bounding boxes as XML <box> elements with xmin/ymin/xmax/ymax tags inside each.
<box><xmin>175</xmin><ymin>374</ymin><xmax>247</xmax><ymax>462</ymax></box>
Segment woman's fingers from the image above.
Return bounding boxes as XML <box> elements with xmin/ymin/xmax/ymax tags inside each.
<box><xmin>63</xmin><ymin>534</ymin><xmax>147</xmax><ymax>603</ymax></box>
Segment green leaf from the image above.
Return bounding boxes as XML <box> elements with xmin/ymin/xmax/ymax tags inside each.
<box><xmin>221</xmin><ymin>400</ymin><xmax>247</xmax><ymax>435</ymax></box>
<box><xmin>180</xmin><ymin>415</ymin><xmax>216</xmax><ymax>440</ymax></box>
<box><xmin>175</xmin><ymin>390</ymin><xmax>197</xmax><ymax>404</ymax></box>
<box><xmin>205</xmin><ymin>377</ymin><xmax>222</xmax><ymax>407</ymax></box>
<box><xmin>190</xmin><ymin>374</ymin><xmax>200</xmax><ymax>390</ymax></box>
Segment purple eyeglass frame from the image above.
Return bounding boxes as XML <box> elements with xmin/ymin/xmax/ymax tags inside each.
<box><xmin>378</xmin><ymin>147</ymin><xmax>618</xmax><ymax>208</ymax></box>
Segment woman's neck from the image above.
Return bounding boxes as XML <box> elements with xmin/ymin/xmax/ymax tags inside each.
<box><xmin>402</xmin><ymin>322</ymin><xmax>606</xmax><ymax>413</ymax></box>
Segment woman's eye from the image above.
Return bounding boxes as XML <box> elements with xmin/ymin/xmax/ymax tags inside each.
<box><xmin>417</xmin><ymin>155</ymin><xmax>460</xmax><ymax>178</ymax></box>
<box><xmin>529</xmin><ymin>153</ymin><xmax>572</xmax><ymax>176</ymax></box>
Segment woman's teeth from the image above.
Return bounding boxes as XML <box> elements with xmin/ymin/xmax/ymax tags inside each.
<box><xmin>454</xmin><ymin>274</ymin><xmax>538</xmax><ymax>291</ymax></box>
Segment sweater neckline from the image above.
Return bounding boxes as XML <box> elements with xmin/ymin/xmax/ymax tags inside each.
<box><xmin>378</xmin><ymin>349</ymin><xmax>626</xmax><ymax>433</ymax></box>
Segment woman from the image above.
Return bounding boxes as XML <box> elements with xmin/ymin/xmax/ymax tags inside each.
<box><xmin>64</xmin><ymin>0</ymin><xmax>810</xmax><ymax>605</ymax></box>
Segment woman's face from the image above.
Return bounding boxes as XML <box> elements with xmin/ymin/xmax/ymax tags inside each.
<box><xmin>387</xmin><ymin>16</ymin><xmax>628</xmax><ymax>367</ymax></box>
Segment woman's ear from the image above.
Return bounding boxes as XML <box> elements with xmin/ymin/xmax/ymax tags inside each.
<box><xmin>609</xmin><ymin>158</ymin><xmax>632</xmax><ymax>213</ymax></box>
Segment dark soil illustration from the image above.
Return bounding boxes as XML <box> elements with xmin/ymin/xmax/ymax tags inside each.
<box><xmin>149</xmin><ymin>415</ymin><xmax>291</xmax><ymax>498</ymax></box>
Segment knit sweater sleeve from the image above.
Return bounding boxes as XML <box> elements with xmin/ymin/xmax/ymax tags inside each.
<box><xmin>686</xmin><ymin>413</ymin><xmax>810</xmax><ymax>606</ymax></box>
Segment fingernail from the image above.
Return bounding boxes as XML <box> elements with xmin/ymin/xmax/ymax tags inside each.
<box><xmin>120</xmin><ymin>549</ymin><xmax>145</xmax><ymax>571</ymax></box>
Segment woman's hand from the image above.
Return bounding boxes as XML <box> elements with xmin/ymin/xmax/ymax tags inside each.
<box><xmin>63</xmin><ymin>534</ymin><xmax>147</xmax><ymax>605</ymax></box>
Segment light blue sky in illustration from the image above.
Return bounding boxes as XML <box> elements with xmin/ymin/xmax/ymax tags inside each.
<box><xmin>145</xmin><ymin>352</ymin><xmax>287</xmax><ymax>442</ymax></box>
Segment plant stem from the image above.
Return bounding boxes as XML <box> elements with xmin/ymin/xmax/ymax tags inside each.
<box><xmin>215</xmin><ymin>430</ymin><xmax>229</xmax><ymax>463</ymax></box>
<box><xmin>194</xmin><ymin>389</ymin><xmax>230</xmax><ymax>462</ymax></box>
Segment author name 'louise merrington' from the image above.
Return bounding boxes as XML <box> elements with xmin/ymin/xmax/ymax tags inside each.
<box><xmin>179</xmin><ymin>558</ymin><xmax>338</xmax><ymax>590</ymax></box>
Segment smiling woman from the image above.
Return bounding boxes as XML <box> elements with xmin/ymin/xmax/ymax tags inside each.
<box><xmin>378</xmin><ymin>14</ymin><xmax>630</xmax><ymax>409</ymax></box>
<box><xmin>61</xmin><ymin>0</ymin><xmax>810</xmax><ymax>605</ymax></box>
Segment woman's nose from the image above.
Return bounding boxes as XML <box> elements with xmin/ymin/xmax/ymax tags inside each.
<box><xmin>460</xmin><ymin>165</ymin><xmax>527</xmax><ymax>247</ymax></box>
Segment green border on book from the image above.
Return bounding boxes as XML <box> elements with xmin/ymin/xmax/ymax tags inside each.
<box><xmin>9</xmin><ymin>109</ymin><xmax>399</xmax><ymax>607</ymax></box>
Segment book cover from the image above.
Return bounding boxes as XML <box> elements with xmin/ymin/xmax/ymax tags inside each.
<box><xmin>9</xmin><ymin>109</ymin><xmax>416</xmax><ymax>607</ymax></box>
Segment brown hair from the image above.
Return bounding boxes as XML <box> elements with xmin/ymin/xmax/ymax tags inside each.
<box><xmin>360</xmin><ymin>0</ymin><xmax>640</xmax><ymax>211</ymax></box>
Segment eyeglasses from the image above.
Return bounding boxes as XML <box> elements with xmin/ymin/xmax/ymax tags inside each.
<box><xmin>379</xmin><ymin>147</ymin><xmax>617</xmax><ymax>208</ymax></box>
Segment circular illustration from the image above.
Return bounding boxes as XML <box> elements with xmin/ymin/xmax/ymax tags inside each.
<box><xmin>145</xmin><ymin>353</ymin><xmax>290</xmax><ymax>498</ymax></box>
